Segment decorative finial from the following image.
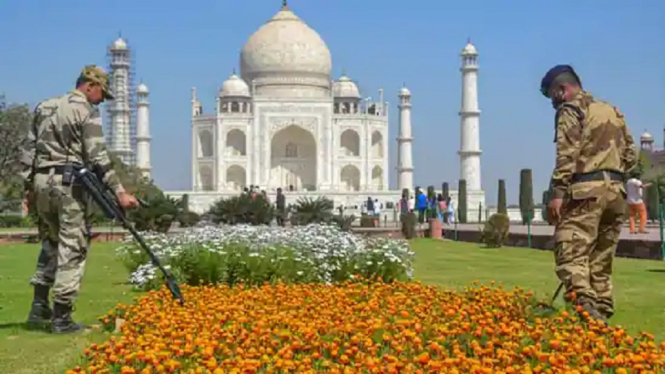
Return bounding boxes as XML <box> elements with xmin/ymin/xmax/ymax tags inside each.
<box><xmin>467</xmin><ymin>37</ymin><xmax>471</xmax><ymax>44</ymax></box>
<box><xmin>341</xmin><ymin>67</ymin><xmax>347</xmax><ymax>76</ymax></box>
<box><xmin>281</xmin><ymin>0</ymin><xmax>288</xmax><ymax>9</ymax></box>
<box><xmin>232</xmin><ymin>68</ymin><xmax>236</xmax><ymax>75</ymax></box>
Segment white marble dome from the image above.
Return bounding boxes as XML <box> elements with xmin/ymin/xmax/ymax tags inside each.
<box><xmin>399</xmin><ymin>86</ymin><xmax>411</xmax><ymax>97</ymax></box>
<box><xmin>220</xmin><ymin>72</ymin><xmax>250</xmax><ymax>97</ymax></box>
<box><xmin>136</xmin><ymin>83</ymin><xmax>149</xmax><ymax>94</ymax></box>
<box><xmin>333</xmin><ymin>75</ymin><xmax>360</xmax><ymax>99</ymax></box>
<box><xmin>641</xmin><ymin>131</ymin><xmax>654</xmax><ymax>142</ymax></box>
<box><xmin>239</xmin><ymin>4</ymin><xmax>332</xmax><ymax>97</ymax></box>
<box><xmin>461</xmin><ymin>42</ymin><xmax>477</xmax><ymax>55</ymax></box>
<box><xmin>111</xmin><ymin>37</ymin><xmax>127</xmax><ymax>50</ymax></box>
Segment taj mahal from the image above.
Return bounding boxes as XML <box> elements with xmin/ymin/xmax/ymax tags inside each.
<box><xmin>158</xmin><ymin>2</ymin><xmax>486</xmax><ymax>220</ymax></box>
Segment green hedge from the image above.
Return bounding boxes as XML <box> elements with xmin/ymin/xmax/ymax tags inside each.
<box><xmin>458</xmin><ymin>179</ymin><xmax>467</xmax><ymax>224</ymax></box>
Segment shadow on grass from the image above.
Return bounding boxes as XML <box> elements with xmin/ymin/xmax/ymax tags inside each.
<box><xmin>646</xmin><ymin>269</ymin><xmax>665</xmax><ymax>273</ymax></box>
<box><xmin>0</xmin><ymin>321</ymin><xmax>51</xmax><ymax>333</ymax></box>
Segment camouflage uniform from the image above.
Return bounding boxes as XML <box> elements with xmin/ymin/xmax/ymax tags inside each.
<box><xmin>545</xmin><ymin>73</ymin><xmax>636</xmax><ymax>321</ymax></box>
<box><xmin>18</xmin><ymin>65</ymin><xmax>124</xmax><ymax>333</ymax></box>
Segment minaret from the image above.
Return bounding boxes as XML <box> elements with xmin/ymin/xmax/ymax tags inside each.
<box><xmin>135</xmin><ymin>83</ymin><xmax>151</xmax><ymax>178</ymax></box>
<box><xmin>458</xmin><ymin>39</ymin><xmax>482</xmax><ymax>191</ymax></box>
<box><xmin>397</xmin><ymin>86</ymin><xmax>414</xmax><ymax>192</ymax></box>
<box><xmin>106</xmin><ymin>36</ymin><xmax>134</xmax><ymax>165</ymax></box>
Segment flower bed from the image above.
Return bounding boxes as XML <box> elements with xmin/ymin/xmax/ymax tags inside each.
<box><xmin>70</xmin><ymin>281</ymin><xmax>665</xmax><ymax>373</ymax></box>
<box><xmin>117</xmin><ymin>224</ymin><xmax>415</xmax><ymax>289</ymax></box>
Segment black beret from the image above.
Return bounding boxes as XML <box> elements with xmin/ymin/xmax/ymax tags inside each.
<box><xmin>540</xmin><ymin>65</ymin><xmax>581</xmax><ymax>97</ymax></box>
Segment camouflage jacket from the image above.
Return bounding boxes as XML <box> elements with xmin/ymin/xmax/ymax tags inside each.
<box><xmin>18</xmin><ymin>90</ymin><xmax>124</xmax><ymax>194</ymax></box>
<box><xmin>550</xmin><ymin>90</ymin><xmax>637</xmax><ymax>199</ymax></box>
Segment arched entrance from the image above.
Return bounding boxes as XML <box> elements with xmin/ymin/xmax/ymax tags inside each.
<box><xmin>270</xmin><ymin>125</ymin><xmax>317</xmax><ymax>191</ymax></box>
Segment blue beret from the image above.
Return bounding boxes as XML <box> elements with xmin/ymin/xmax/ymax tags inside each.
<box><xmin>540</xmin><ymin>65</ymin><xmax>581</xmax><ymax>97</ymax></box>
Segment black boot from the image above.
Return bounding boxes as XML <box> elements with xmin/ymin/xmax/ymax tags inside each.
<box><xmin>26</xmin><ymin>285</ymin><xmax>52</xmax><ymax>327</ymax></box>
<box><xmin>51</xmin><ymin>302</ymin><xmax>86</xmax><ymax>334</ymax></box>
<box><xmin>578</xmin><ymin>301</ymin><xmax>609</xmax><ymax>326</ymax></box>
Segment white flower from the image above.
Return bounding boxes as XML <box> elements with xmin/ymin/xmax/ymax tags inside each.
<box><xmin>118</xmin><ymin>223</ymin><xmax>415</xmax><ymax>288</ymax></box>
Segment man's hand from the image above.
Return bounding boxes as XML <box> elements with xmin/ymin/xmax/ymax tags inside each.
<box><xmin>117</xmin><ymin>191</ymin><xmax>139</xmax><ymax>209</ymax></box>
<box><xmin>548</xmin><ymin>198</ymin><xmax>563</xmax><ymax>224</ymax></box>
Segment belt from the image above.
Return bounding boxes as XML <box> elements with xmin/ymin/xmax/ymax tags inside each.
<box><xmin>571</xmin><ymin>170</ymin><xmax>624</xmax><ymax>184</ymax></box>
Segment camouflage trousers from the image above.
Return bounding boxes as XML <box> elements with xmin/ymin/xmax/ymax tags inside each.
<box><xmin>554</xmin><ymin>185</ymin><xmax>626</xmax><ymax>317</ymax></box>
<box><xmin>30</xmin><ymin>172</ymin><xmax>91</xmax><ymax>305</ymax></box>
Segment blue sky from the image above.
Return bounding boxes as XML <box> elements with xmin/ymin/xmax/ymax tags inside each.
<box><xmin>1</xmin><ymin>0</ymin><xmax>663</xmax><ymax>204</ymax></box>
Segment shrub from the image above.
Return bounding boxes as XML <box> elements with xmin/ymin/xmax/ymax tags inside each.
<box><xmin>331</xmin><ymin>214</ymin><xmax>355</xmax><ymax>231</ymax></box>
<box><xmin>128</xmin><ymin>191</ymin><xmax>179</xmax><ymax>233</ymax></box>
<box><xmin>497</xmin><ymin>179</ymin><xmax>507</xmax><ymax>214</ymax></box>
<box><xmin>519</xmin><ymin>169</ymin><xmax>535</xmax><ymax>225</ymax></box>
<box><xmin>290</xmin><ymin>196</ymin><xmax>334</xmax><ymax>226</ymax></box>
<box><xmin>177</xmin><ymin>211</ymin><xmax>200</xmax><ymax>228</ymax></box>
<box><xmin>401</xmin><ymin>211</ymin><xmax>417</xmax><ymax>239</ymax></box>
<box><xmin>117</xmin><ymin>224</ymin><xmax>415</xmax><ymax>289</ymax></box>
<box><xmin>0</xmin><ymin>215</ymin><xmax>23</xmax><ymax>228</ymax></box>
<box><xmin>480</xmin><ymin>213</ymin><xmax>510</xmax><ymax>247</ymax></box>
<box><xmin>646</xmin><ymin>180</ymin><xmax>660</xmax><ymax>221</ymax></box>
<box><xmin>208</xmin><ymin>193</ymin><xmax>275</xmax><ymax>225</ymax></box>
<box><xmin>541</xmin><ymin>189</ymin><xmax>551</xmax><ymax>223</ymax></box>
<box><xmin>458</xmin><ymin>179</ymin><xmax>467</xmax><ymax>223</ymax></box>
<box><xmin>79</xmin><ymin>281</ymin><xmax>665</xmax><ymax>373</ymax></box>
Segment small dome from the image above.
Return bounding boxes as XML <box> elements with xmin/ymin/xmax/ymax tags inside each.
<box><xmin>461</xmin><ymin>41</ymin><xmax>477</xmax><ymax>55</ymax></box>
<box><xmin>136</xmin><ymin>83</ymin><xmax>149</xmax><ymax>94</ymax></box>
<box><xmin>399</xmin><ymin>86</ymin><xmax>411</xmax><ymax>97</ymax></box>
<box><xmin>641</xmin><ymin>131</ymin><xmax>654</xmax><ymax>142</ymax></box>
<box><xmin>333</xmin><ymin>75</ymin><xmax>360</xmax><ymax>98</ymax></box>
<box><xmin>111</xmin><ymin>37</ymin><xmax>127</xmax><ymax>50</ymax></box>
<box><xmin>220</xmin><ymin>72</ymin><xmax>251</xmax><ymax>97</ymax></box>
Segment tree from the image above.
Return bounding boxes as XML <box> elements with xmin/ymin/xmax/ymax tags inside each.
<box><xmin>497</xmin><ymin>179</ymin><xmax>507</xmax><ymax>214</ymax></box>
<box><xmin>458</xmin><ymin>179</ymin><xmax>467</xmax><ymax>223</ymax></box>
<box><xmin>0</xmin><ymin>97</ymin><xmax>33</xmax><ymax>212</ymax></box>
<box><xmin>519</xmin><ymin>169</ymin><xmax>534</xmax><ymax>225</ymax></box>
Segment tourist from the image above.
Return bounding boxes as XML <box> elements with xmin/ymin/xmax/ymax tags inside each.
<box><xmin>275</xmin><ymin>188</ymin><xmax>286</xmax><ymax>227</ymax></box>
<box><xmin>399</xmin><ymin>194</ymin><xmax>409</xmax><ymax>216</ymax></box>
<box><xmin>416</xmin><ymin>190</ymin><xmax>427</xmax><ymax>223</ymax></box>
<box><xmin>437</xmin><ymin>194</ymin><xmax>446</xmax><ymax>222</ymax></box>
<box><xmin>366</xmin><ymin>197</ymin><xmax>375</xmax><ymax>216</ymax></box>
<box><xmin>446</xmin><ymin>197</ymin><xmax>455</xmax><ymax>224</ymax></box>
<box><xmin>374</xmin><ymin>199</ymin><xmax>382</xmax><ymax>225</ymax></box>
<box><xmin>626</xmin><ymin>174</ymin><xmax>650</xmax><ymax>234</ymax></box>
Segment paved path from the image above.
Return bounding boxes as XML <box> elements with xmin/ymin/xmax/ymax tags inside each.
<box><xmin>2</xmin><ymin>223</ymin><xmax>662</xmax><ymax>242</ymax></box>
<box><xmin>445</xmin><ymin>223</ymin><xmax>662</xmax><ymax>241</ymax></box>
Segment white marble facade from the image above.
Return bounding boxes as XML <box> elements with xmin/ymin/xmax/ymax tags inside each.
<box><xmin>167</xmin><ymin>2</ymin><xmax>486</xmax><ymax>217</ymax></box>
<box><xmin>189</xmin><ymin>3</ymin><xmax>388</xmax><ymax>195</ymax></box>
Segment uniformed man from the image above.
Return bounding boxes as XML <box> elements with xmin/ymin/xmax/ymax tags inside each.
<box><xmin>541</xmin><ymin>65</ymin><xmax>637</xmax><ymax>325</ymax></box>
<box><xmin>19</xmin><ymin>65</ymin><xmax>138</xmax><ymax>334</ymax></box>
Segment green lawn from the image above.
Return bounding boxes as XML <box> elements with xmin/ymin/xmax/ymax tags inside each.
<box><xmin>1</xmin><ymin>239</ymin><xmax>665</xmax><ymax>373</ymax></box>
